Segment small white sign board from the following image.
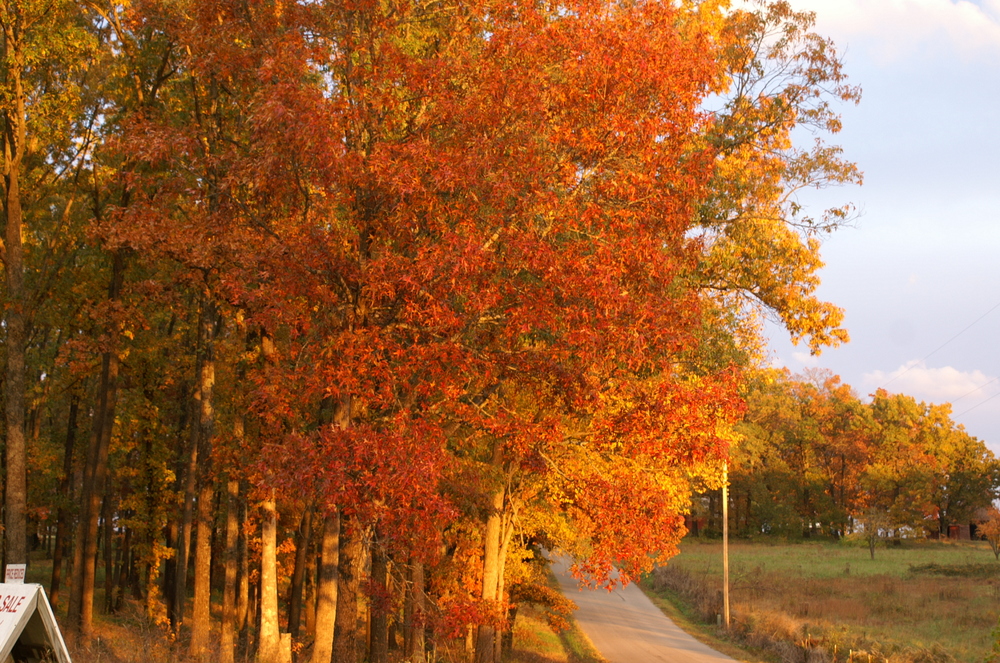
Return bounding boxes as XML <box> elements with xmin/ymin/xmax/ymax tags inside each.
<box><xmin>0</xmin><ymin>583</ymin><xmax>71</xmax><ymax>663</ymax></box>
<box><xmin>4</xmin><ymin>565</ymin><xmax>25</xmax><ymax>584</ymax></box>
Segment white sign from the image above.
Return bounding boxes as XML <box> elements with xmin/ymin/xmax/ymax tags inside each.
<box><xmin>4</xmin><ymin>565</ymin><xmax>25</xmax><ymax>584</ymax></box>
<box><xmin>0</xmin><ymin>584</ymin><xmax>71</xmax><ymax>663</ymax></box>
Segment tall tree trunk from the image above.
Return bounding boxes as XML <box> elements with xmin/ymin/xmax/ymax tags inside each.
<box><xmin>163</xmin><ymin>518</ymin><xmax>179</xmax><ymax>625</ymax></box>
<box><xmin>288</xmin><ymin>504</ymin><xmax>314</xmax><ymax>638</ymax></box>
<box><xmin>191</xmin><ymin>300</ymin><xmax>218</xmax><ymax>660</ymax></box>
<box><xmin>190</xmin><ymin>480</ymin><xmax>215</xmax><ymax>659</ymax></box>
<box><xmin>404</xmin><ymin>561</ymin><xmax>425</xmax><ymax>663</ymax></box>
<box><xmin>258</xmin><ymin>497</ymin><xmax>280</xmax><ymax>663</ymax></box>
<box><xmin>50</xmin><ymin>394</ymin><xmax>79</xmax><ymax>607</ymax></box>
<box><xmin>238</xmin><ymin>493</ymin><xmax>250</xmax><ymax>655</ymax></box>
<box><xmin>311</xmin><ymin>510</ymin><xmax>340</xmax><ymax>663</ymax></box>
<box><xmin>220</xmin><ymin>477</ymin><xmax>241</xmax><ymax>663</ymax></box>
<box><xmin>174</xmin><ymin>384</ymin><xmax>202</xmax><ymax>631</ymax></box>
<box><xmin>2</xmin><ymin>16</ymin><xmax>28</xmax><ymax>572</ymax></box>
<box><xmin>73</xmin><ymin>251</ymin><xmax>125</xmax><ymax>642</ymax></box>
<box><xmin>493</xmin><ymin>515</ymin><xmax>515</xmax><ymax>663</ymax></box>
<box><xmin>369</xmin><ymin>542</ymin><xmax>389</xmax><ymax>663</ymax></box>
<box><xmin>333</xmin><ymin>519</ymin><xmax>364</xmax><ymax>663</ymax></box>
<box><xmin>103</xmin><ymin>495</ymin><xmax>114</xmax><ymax>614</ymax></box>
<box><xmin>475</xmin><ymin>489</ymin><xmax>504</xmax><ymax>663</ymax></box>
<box><xmin>304</xmin><ymin>548</ymin><xmax>317</xmax><ymax>637</ymax></box>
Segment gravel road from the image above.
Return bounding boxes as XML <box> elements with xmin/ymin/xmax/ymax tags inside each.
<box><xmin>551</xmin><ymin>556</ymin><xmax>735</xmax><ymax>663</ymax></box>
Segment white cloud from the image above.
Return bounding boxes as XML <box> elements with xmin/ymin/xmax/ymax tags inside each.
<box><xmin>862</xmin><ymin>360</ymin><xmax>999</xmax><ymax>405</ymax></box>
<box><xmin>789</xmin><ymin>0</ymin><xmax>1000</xmax><ymax>62</ymax></box>
<box><xmin>792</xmin><ymin>351</ymin><xmax>821</xmax><ymax>367</ymax></box>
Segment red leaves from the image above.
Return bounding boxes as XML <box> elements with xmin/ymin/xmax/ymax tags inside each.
<box><xmin>108</xmin><ymin>0</ymin><xmax>759</xmax><ymax>632</ymax></box>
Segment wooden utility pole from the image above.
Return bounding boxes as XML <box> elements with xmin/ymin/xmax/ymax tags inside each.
<box><xmin>722</xmin><ymin>462</ymin><xmax>730</xmax><ymax>629</ymax></box>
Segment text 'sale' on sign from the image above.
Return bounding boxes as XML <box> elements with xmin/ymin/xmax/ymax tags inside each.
<box><xmin>0</xmin><ymin>580</ymin><xmax>71</xmax><ymax>663</ymax></box>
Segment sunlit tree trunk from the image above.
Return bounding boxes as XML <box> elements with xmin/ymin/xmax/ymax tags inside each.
<box><xmin>333</xmin><ymin>518</ymin><xmax>365</xmax><ymax>663</ymax></box>
<box><xmin>369</xmin><ymin>541</ymin><xmax>389</xmax><ymax>663</ymax></box>
<box><xmin>174</xmin><ymin>381</ymin><xmax>201</xmax><ymax>631</ymax></box>
<box><xmin>191</xmin><ymin>300</ymin><xmax>218</xmax><ymax>660</ymax></box>
<box><xmin>404</xmin><ymin>561</ymin><xmax>425</xmax><ymax>663</ymax></box>
<box><xmin>475</xmin><ymin>488</ymin><xmax>504</xmax><ymax>663</ymax></box>
<box><xmin>311</xmin><ymin>510</ymin><xmax>340</xmax><ymax>663</ymax></box>
<box><xmin>258</xmin><ymin>496</ymin><xmax>280</xmax><ymax>663</ymax></box>
<box><xmin>493</xmin><ymin>514</ymin><xmax>515</xmax><ymax>662</ymax></box>
<box><xmin>220</xmin><ymin>476</ymin><xmax>241</xmax><ymax>663</ymax></box>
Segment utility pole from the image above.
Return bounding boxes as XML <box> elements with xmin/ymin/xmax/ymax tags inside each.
<box><xmin>722</xmin><ymin>462</ymin><xmax>730</xmax><ymax>629</ymax></box>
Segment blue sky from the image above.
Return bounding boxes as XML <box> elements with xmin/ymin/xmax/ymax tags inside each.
<box><xmin>765</xmin><ymin>0</ymin><xmax>1000</xmax><ymax>452</ymax></box>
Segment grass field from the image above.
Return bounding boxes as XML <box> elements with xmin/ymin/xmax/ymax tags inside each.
<box><xmin>643</xmin><ymin>537</ymin><xmax>1000</xmax><ymax>663</ymax></box>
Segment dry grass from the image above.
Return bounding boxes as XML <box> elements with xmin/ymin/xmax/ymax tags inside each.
<box><xmin>507</xmin><ymin>604</ymin><xmax>572</xmax><ymax>663</ymax></box>
<box><xmin>61</xmin><ymin>601</ymin><xmax>198</xmax><ymax>663</ymax></box>
<box><xmin>642</xmin><ymin>538</ymin><xmax>1000</xmax><ymax>663</ymax></box>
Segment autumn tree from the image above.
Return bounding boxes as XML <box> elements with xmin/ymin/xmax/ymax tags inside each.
<box><xmin>0</xmin><ymin>2</ymin><xmax>884</xmax><ymax>663</ymax></box>
<box><xmin>979</xmin><ymin>508</ymin><xmax>1000</xmax><ymax>561</ymax></box>
<box><xmin>693</xmin><ymin>0</ymin><xmax>860</xmax><ymax>354</ymax></box>
<box><xmin>0</xmin><ymin>0</ymin><xmax>96</xmax><ymax>568</ymax></box>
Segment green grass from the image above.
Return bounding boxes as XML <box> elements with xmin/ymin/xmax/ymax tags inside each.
<box><xmin>674</xmin><ymin>536</ymin><xmax>999</xmax><ymax>579</ymax></box>
<box><xmin>643</xmin><ymin>537</ymin><xmax>1000</xmax><ymax>663</ymax></box>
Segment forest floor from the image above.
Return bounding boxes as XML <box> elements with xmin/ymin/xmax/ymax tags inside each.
<box><xmin>640</xmin><ymin>537</ymin><xmax>1000</xmax><ymax>663</ymax></box>
<box><xmin>21</xmin><ymin>555</ymin><xmax>601</xmax><ymax>663</ymax></box>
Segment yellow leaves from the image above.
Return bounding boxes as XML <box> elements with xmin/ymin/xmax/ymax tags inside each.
<box><xmin>686</xmin><ymin>1</ymin><xmax>860</xmax><ymax>354</ymax></box>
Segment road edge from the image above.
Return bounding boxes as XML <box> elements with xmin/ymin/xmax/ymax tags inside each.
<box><xmin>637</xmin><ymin>577</ymin><xmax>774</xmax><ymax>663</ymax></box>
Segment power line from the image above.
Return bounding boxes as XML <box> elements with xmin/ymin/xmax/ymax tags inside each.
<box><xmin>880</xmin><ymin>299</ymin><xmax>1000</xmax><ymax>390</ymax></box>
<box><xmin>950</xmin><ymin>375</ymin><xmax>1000</xmax><ymax>405</ymax></box>
<box><xmin>956</xmin><ymin>389</ymin><xmax>1000</xmax><ymax>418</ymax></box>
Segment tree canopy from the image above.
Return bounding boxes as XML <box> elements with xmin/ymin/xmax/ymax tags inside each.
<box><xmin>0</xmin><ymin>1</ymin><xmax>879</xmax><ymax>662</ymax></box>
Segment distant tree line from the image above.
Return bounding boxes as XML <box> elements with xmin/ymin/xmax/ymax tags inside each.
<box><xmin>693</xmin><ymin>370</ymin><xmax>1000</xmax><ymax>540</ymax></box>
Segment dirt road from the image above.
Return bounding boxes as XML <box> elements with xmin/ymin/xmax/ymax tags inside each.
<box><xmin>551</xmin><ymin>557</ymin><xmax>734</xmax><ymax>663</ymax></box>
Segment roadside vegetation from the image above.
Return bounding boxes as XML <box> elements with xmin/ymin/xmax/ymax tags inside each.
<box><xmin>642</xmin><ymin>538</ymin><xmax>1000</xmax><ymax>663</ymax></box>
<box><xmin>506</xmin><ymin>602</ymin><xmax>604</xmax><ymax>663</ymax></box>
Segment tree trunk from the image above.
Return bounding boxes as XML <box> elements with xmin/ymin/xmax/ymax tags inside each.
<box><xmin>114</xmin><ymin>527</ymin><xmax>132</xmax><ymax>612</ymax></box>
<box><xmin>220</xmin><ymin>478</ymin><xmax>241</xmax><ymax>663</ymax></box>
<box><xmin>50</xmin><ymin>394</ymin><xmax>79</xmax><ymax>607</ymax></box>
<box><xmin>288</xmin><ymin>504</ymin><xmax>314</xmax><ymax>638</ymax></box>
<box><xmin>311</xmin><ymin>510</ymin><xmax>340</xmax><ymax>663</ymax></box>
<box><xmin>475</xmin><ymin>489</ymin><xmax>504</xmax><ymax>663</ymax></box>
<box><xmin>103</xmin><ymin>496</ymin><xmax>114</xmax><ymax>614</ymax></box>
<box><xmin>191</xmin><ymin>480</ymin><xmax>215</xmax><ymax>659</ymax></box>
<box><xmin>78</xmin><ymin>344</ymin><xmax>121</xmax><ymax>639</ymax></box>
<box><xmin>493</xmin><ymin>515</ymin><xmax>514</xmax><ymax>663</ymax></box>
<box><xmin>369</xmin><ymin>543</ymin><xmax>389</xmax><ymax>663</ymax></box>
<box><xmin>404</xmin><ymin>561</ymin><xmax>425</xmax><ymax>663</ymax></box>
<box><xmin>71</xmin><ymin>251</ymin><xmax>125</xmax><ymax>641</ymax></box>
<box><xmin>175</xmin><ymin>384</ymin><xmax>202</xmax><ymax>631</ymax></box>
<box><xmin>191</xmin><ymin>300</ymin><xmax>218</xmax><ymax>660</ymax></box>
<box><xmin>3</xmin><ymin>21</ymin><xmax>28</xmax><ymax>572</ymax></box>
<box><xmin>238</xmin><ymin>493</ymin><xmax>250</xmax><ymax>655</ymax></box>
<box><xmin>333</xmin><ymin>518</ymin><xmax>364</xmax><ymax>663</ymax></box>
<box><xmin>304</xmin><ymin>548</ymin><xmax>317</xmax><ymax>636</ymax></box>
<box><xmin>258</xmin><ymin>497</ymin><xmax>280</xmax><ymax>663</ymax></box>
